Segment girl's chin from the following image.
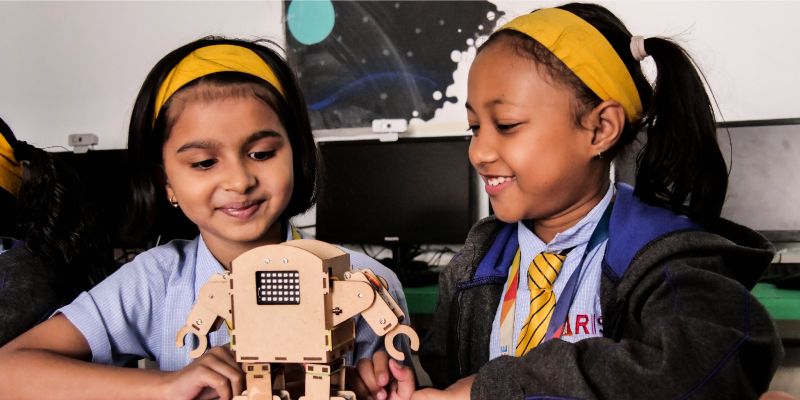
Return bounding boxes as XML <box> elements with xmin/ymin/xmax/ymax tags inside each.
<box><xmin>490</xmin><ymin>209</ymin><xmax>525</xmax><ymax>224</ymax></box>
<box><xmin>220</xmin><ymin>228</ymin><xmax>275</xmax><ymax>245</ymax></box>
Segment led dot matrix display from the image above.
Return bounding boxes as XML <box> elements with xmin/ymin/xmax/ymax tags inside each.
<box><xmin>256</xmin><ymin>271</ymin><xmax>300</xmax><ymax>305</ymax></box>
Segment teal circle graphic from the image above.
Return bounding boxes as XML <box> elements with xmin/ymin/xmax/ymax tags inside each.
<box><xmin>287</xmin><ymin>0</ymin><xmax>335</xmax><ymax>45</ymax></box>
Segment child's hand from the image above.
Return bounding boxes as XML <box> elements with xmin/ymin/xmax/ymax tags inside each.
<box><xmin>159</xmin><ymin>345</ymin><xmax>244</xmax><ymax>400</ymax></box>
<box><xmin>412</xmin><ymin>374</ymin><xmax>474</xmax><ymax>400</ymax></box>
<box><xmin>350</xmin><ymin>350</ymin><xmax>416</xmax><ymax>400</ymax></box>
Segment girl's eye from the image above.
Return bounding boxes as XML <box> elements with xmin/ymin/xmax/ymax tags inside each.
<box><xmin>467</xmin><ymin>124</ymin><xmax>479</xmax><ymax>135</ymax></box>
<box><xmin>249</xmin><ymin>150</ymin><xmax>276</xmax><ymax>161</ymax></box>
<box><xmin>190</xmin><ymin>159</ymin><xmax>217</xmax><ymax>170</ymax></box>
<box><xmin>497</xmin><ymin>123</ymin><xmax>520</xmax><ymax>132</ymax></box>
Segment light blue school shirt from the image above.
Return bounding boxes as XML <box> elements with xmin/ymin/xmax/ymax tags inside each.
<box><xmin>59</xmin><ymin>230</ymin><xmax>409</xmax><ymax>371</ymax></box>
<box><xmin>489</xmin><ymin>186</ymin><xmax>613</xmax><ymax>359</ymax></box>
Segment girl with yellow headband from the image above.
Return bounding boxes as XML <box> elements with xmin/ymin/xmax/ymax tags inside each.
<box><xmin>395</xmin><ymin>3</ymin><xmax>782</xmax><ymax>399</ymax></box>
<box><xmin>0</xmin><ymin>116</ymin><xmax>113</xmax><ymax>347</ymax></box>
<box><xmin>0</xmin><ymin>38</ymin><xmax>410</xmax><ymax>399</ymax></box>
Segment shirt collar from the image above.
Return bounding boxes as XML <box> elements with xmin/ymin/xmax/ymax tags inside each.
<box><xmin>518</xmin><ymin>184</ymin><xmax>615</xmax><ymax>254</ymax></box>
<box><xmin>286</xmin><ymin>222</ymin><xmax>302</xmax><ymax>240</ymax></box>
<box><xmin>194</xmin><ymin>235</ymin><xmax>225</xmax><ymax>295</ymax></box>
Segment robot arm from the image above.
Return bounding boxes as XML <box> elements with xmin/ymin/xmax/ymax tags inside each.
<box><xmin>175</xmin><ymin>272</ymin><xmax>233</xmax><ymax>358</ymax></box>
<box><xmin>331</xmin><ymin>269</ymin><xmax>420</xmax><ymax>361</ymax></box>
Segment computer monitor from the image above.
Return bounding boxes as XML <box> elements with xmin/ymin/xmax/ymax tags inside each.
<box><xmin>615</xmin><ymin>119</ymin><xmax>800</xmax><ymax>243</ymax></box>
<box><xmin>315</xmin><ymin>135</ymin><xmax>479</xmax><ymax>269</ymax></box>
<box><xmin>716</xmin><ymin>120</ymin><xmax>800</xmax><ymax>243</ymax></box>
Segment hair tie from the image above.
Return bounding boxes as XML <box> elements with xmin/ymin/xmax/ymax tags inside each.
<box><xmin>630</xmin><ymin>36</ymin><xmax>648</xmax><ymax>61</ymax></box>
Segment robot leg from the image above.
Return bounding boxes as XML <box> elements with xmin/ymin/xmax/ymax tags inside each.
<box><xmin>299</xmin><ymin>358</ymin><xmax>354</xmax><ymax>400</ymax></box>
<box><xmin>238</xmin><ymin>362</ymin><xmax>283</xmax><ymax>400</ymax></box>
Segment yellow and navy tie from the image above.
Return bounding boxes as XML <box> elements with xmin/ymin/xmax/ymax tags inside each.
<box><xmin>515</xmin><ymin>251</ymin><xmax>566</xmax><ymax>356</ymax></box>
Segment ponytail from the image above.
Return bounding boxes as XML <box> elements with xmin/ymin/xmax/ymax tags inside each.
<box><xmin>552</xmin><ymin>3</ymin><xmax>729</xmax><ymax>225</ymax></box>
<box><xmin>634</xmin><ymin>37</ymin><xmax>728</xmax><ymax>225</ymax></box>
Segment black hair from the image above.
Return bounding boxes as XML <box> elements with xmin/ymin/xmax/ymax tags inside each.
<box><xmin>125</xmin><ymin>37</ymin><xmax>318</xmax><ymax>242</ymax></box>
<box><xmin>0</xmin><ymin>116</ymin><xmax>113</xmax><ymax>299</ymax></box>
<box><xmin>481</xmin><ymin>3</ymin><xmax>728</xmax><ymax>225</ymax></box>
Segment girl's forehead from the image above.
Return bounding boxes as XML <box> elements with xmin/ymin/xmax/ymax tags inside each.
<box><xmin>470</xmin><ymin>48</ymin><xmax>545</xmax><ymax>92</ymax></box>
<box><xmin>474</xmin><ymin>40</ymin><xmax>546</xmax><ymax>75</ymax></box>
<box><xmin>168</xmin><ymin>94</ymin><xmax>277</xmax><ymax>122</ymax></box>
<box><xmin>164</xmin><ymin>95</ymin><xmax>288</xmax><ymax>148</ymax></box>
<box><xmin>165</xmin><ymin>80</ymin><xmax>282</xmax><ymax>121</ymax></box>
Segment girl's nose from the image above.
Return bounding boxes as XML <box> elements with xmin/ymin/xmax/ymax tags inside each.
<box><xmin>468</xmin><ymin>134</ymin><xmax>497</xmax><ymax>168</ymax></box>
<box><xmin>223</xmin><ymin>160</ymin><xmax>257</xmax><ymax>193</ymax></box>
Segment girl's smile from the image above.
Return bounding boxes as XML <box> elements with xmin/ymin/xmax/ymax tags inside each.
<box><xmin>217</xmin><ymin>199</ymin><xmax>265</xmax><ymax>220</ymax></box>
<box><xmin>481</xmin><ymin>174</ymin><xmax>517</xmax><ymax>196</ymax></box>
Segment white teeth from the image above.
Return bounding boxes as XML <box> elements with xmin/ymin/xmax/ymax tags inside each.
<box><xmin>487</xmin><ymin>176</ymin><xmax>514</xmax><ymax>186</ymax></box>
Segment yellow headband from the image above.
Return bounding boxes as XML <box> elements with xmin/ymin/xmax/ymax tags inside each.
<box><xmin>0</xmin><ymin>131</ymin><xmax>22</xmax><ymax>198</ymax></box>
<box><xmin>499</xmin><ymin>8</ymin><xmax>642</xmax><ymax>122</ymax></box>
<box><xmin>153</xmin><ymin>44</ymin><xmax>286</xmax><ymax>122</ymax></box>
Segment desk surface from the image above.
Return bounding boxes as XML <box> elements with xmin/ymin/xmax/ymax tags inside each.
<box><xmin>752</xmin><ymin>283</ymin><xmax>800</xmax><ymax>321</ymax></box>
<box><xmin>404</xmin><ymin>283</ymin><xmax>800</xmax><ymax>320</ymax></box>
<box><xmin>404</xmin><ymin>285</ymin><xmax>439</xmax><ymax>315</ymax></box>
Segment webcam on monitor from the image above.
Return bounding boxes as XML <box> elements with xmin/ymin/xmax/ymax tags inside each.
<box><xmin>371</xmin><ymin>119</ymin><xmax>407</xmax><ymax>142</ymax></box>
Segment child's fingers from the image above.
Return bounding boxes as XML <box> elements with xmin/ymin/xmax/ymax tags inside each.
<box><xmin>195</xmin><ymin>351</ymin><xmax>245</xmax><ymax>397</ymax></box>
<box><xmin>199</xmin><ymin>366</ymin><xmax>240</xmax><ymax>400</ymax></box>
<box><xmin>195</xmin><ymin>385</ymin><xmax>228</xmax><ymax>400</ymax></box>
<box><xmin>207</xmin><ymin>345</ymin><xmax>240</xmax><ymax>370</ymax></box>
<box><xmin>346</xmin><ymin>365</ymin><xmax>373</xmax><ymax>400</ymax></box>
<box><xmin>355</xmin><ymin>357</ymin><xmax>385</xmax><ymax>398</ymax></box>
<box><xmin>372</xmin><ymin>350</ymin><xmax>391</xmax><ymax>387</ymax></box>
<box><xmin>388</xmin><ymin>358</ymin><xmax>416</xmax><ymax>400</ymax></box>
<box><xmin>189</xmin><ymin>364</ymin><xmax>235</xmax><ymax>400</ymax></box>
<box><xmin>760</xmin><ymin>392</ymin><xmax>800</xmax><ymax>400</ymax></box>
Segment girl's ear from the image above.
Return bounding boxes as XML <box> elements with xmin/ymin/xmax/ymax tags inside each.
<box><xmin>584</xmin><ymin>100</ymin><xmax>625</xmax><ymax>157</ymax></box>
<box><xmin>165</xmin><ymin>183</ymin><xmax>180</xmax><ymax>208</ymax></box>
<box><xmin>165</xmin><ymin>183</ymin><xmax>174</xmax><ymax>202</ymax></box>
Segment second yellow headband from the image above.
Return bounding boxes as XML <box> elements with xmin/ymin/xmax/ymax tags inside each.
<box><xmin>499</xmin><ymin>8</ymin><xmax>642</xmax><ymax>122</ymax></box>
<box><xmin>153</xmin><ymin>44</ymin><xmax>286</xmax><ymax>122</ymax></box>
<box><xmin>0</xmin><ymin>130</ymin><xmax>22</xmax><ymax>198</ymax></box>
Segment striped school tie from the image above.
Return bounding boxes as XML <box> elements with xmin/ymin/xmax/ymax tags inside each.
<box><xmin>515</xmin><ymin>251</ymin><xmax>565</xmax><ymax>356</ymax></box>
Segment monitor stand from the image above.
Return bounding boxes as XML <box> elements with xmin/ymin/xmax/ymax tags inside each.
<box><xmin>381</xmin><ymin>245</ymin><xmax>440</xmax><ymax>288</ymax></box>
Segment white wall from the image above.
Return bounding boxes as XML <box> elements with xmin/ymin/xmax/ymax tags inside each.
<box><xmin>1</xmin><ymin>1</ymin><xmax>798</xmax><ymax>148</ymax></box>
<box><xmin>0</xmin><ymin>1</ymin><xmax>284</xmax><ymax>150</ymax></box>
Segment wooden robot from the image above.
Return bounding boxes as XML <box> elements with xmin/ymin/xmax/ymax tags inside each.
<box><xmin>175</xmin><ymin>239</ymin><xmax>420</xmax><ymax>400</ymax></box>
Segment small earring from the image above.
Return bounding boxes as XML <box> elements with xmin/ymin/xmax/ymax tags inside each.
<box><xmin>597</xmin><ymin>151</ymin><xmax>604</xmax><ymax>160</ymax></box>
<box><xmin>169</xmin><ymin>195</ymin><xmax>179</xmax><ymax>208</ymax></box>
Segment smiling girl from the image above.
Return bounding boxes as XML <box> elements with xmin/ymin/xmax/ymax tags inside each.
<box><xmin>0</xmin><ymin>37</ymin><xmax>409</xmax><ymax>400</ymax></box>
<box><xmin>413</xmin><ymin>3</ymin><xmax>783</xmax><ymax>399</ymax></box>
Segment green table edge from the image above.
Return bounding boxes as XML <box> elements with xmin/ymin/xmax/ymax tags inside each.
<box><xmin>404</xmin><ymin>283</ymin><xmax>800</xmax><ymax>321</ymax></box>
<box><xmin>752</xmin><ymin>283</ymin><xmax>800</xmax><ymax>321</ymax></box>
<box><xmin>404</xmin><ymin>285</ymin><xmax>439</xmax><ymax>315</ymax></box>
